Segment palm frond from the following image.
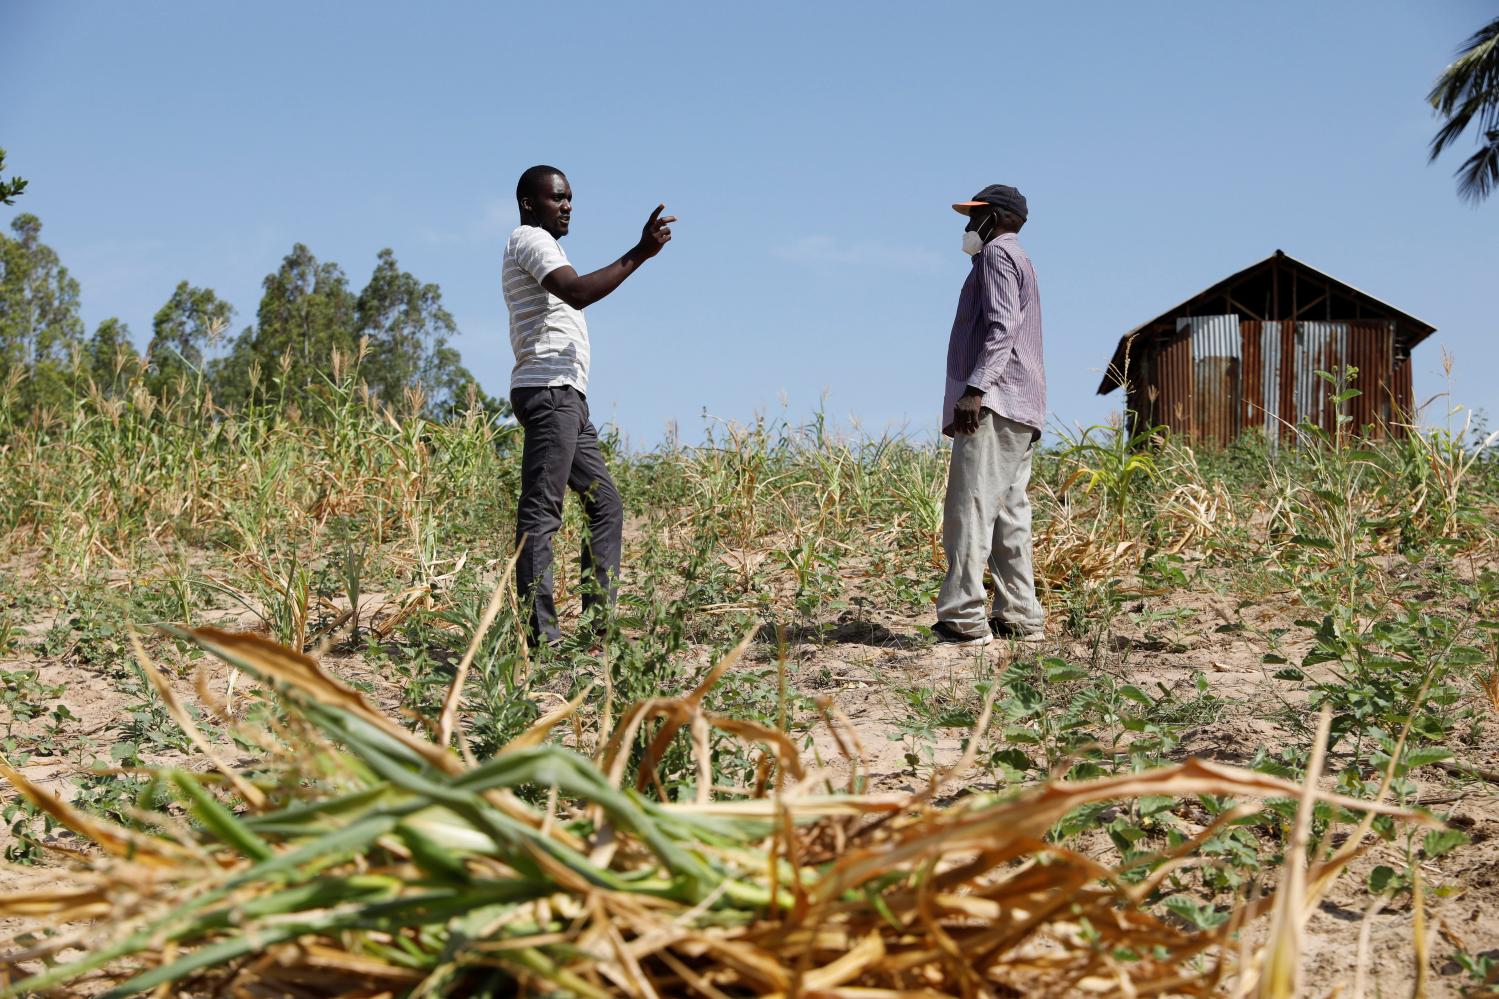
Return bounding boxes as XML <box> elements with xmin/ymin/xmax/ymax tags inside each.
<box><xmin>1429</xmin><ymin>92</ymin><xmax>1498</xmax><ymax>161</ymax></box>
<box><xmin>1454</xmin><ymin>130</ymin><xmax>1499</xmax><ymax>204</ymax></box>
<box><xmin>1428</xmin><ymin>15</ymin><xmax>1499</xmax><ymax>199</ymax></box>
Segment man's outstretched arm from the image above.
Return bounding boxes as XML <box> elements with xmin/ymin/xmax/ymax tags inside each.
<box><xmin>543</xmin><ymin>204</ymin><xmax>675</xmax><ymax>310</ymax></box>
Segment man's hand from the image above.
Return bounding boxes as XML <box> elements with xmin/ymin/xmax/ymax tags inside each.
<box><xmin>544</xmin><ymin>202</ymin><xmax>677</xmax><ymax>309</ymax></box>
<box><xmin>952</xmin><ymin>389</ymin><xmax>984</xmax><ymax>435</ymax></box>
<box><xmin>636</xmin><ymin>204</ymin><xmax>676</xmax><ymax>259</ymax></box>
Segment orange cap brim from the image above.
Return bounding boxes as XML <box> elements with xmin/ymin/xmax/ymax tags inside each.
<box><xmin>952</xmin><ymin>201</ymin><xmax>987</xmax><ymax>215</ymax></box>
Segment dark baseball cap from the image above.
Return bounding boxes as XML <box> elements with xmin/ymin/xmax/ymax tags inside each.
<box><xmin>952</xmin><ymin>184</ymin><xmax>1028</xmax><ymax>220</ymax></box>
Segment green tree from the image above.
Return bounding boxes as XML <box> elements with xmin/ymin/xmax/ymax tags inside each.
<box><xmin>0</xmin><ymin>213</ymin><xmax>85</xmax><ymax>410</ymax></box>
<box><xmin>0</xmin><ymin>148</ymin><xmax>26</xmax><ymax>205</ymax></box>
<box><xmin>1429</xmin><ymin>15</ymin><xmax>1499</xmax><ymax>203</ymax></box>
<box><xmin>85</xmin><ymin>317</ymin><xmax>139</xmax><ymax>397</ymax></box>
<box><xmin>426</xmin><ymin>342</ymin><xmax>505</xmax><ymax>420</ymax></box>
<box><xmin>355</xmin><ymin>248</ymin><xmax>478</xmax><ymax>413</ymax></box>
<box><xmin>147</xmin><ymin>281</ymin><xmax>233</xmax><ymax>396</ymax></box>
<box><xmin>212</xmin><ymin>243</ymin><xmax>357</xmax><ymax>409</ymax></box>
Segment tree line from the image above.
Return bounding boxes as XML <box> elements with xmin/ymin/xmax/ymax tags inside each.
<box><xmin>0</xmin><ymin>211</ymin><xmax>497</xmax><ymax>419</ymax></box>
<box><xmin>5</xmin><ymin>7</ymin><xmax>1494</xmax><ymax>417</ymax></box>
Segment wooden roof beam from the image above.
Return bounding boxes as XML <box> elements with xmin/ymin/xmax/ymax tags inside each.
<box><xmin>1294</xmin><ymin>292</ymin><xmax>1329</xmax><ymax>318</ymax></box>
<box><xmin>1226</xmin><ymin>296</ymin><xmax>1265</xmax><ymax>321</ymax></box>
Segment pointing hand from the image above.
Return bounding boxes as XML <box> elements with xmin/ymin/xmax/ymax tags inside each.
<box><xmin>637</xmin><ymin>203</ymin><xmax>676</xmax><ymax>258</ymax></box>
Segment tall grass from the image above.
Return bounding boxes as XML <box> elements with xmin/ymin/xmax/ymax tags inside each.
<box><xmin>1</xmin><ymin>345</ymin><xmax>517</xmax><ymax>585</ymax></box>
<box><xmin>1</xmin><ymin>355</ymin><xmax>1496</xmax><ymax>994</ymax></box>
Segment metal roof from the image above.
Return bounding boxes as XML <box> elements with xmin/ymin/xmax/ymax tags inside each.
<box><xmin>1096</xmin><ymin>250</ymin><xmax>1437</xmax><ymax>395</ymax></box>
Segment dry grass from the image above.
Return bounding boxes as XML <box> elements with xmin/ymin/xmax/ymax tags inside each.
<box><xmin>2</xmin><ymin>365</ymin><xmax>1495</xmax><ymax>996</ymax></box>
<box><xmin>0</xmin><ymin>628</ymin><xmax>1436</xmax><ymax>998</ymax></box>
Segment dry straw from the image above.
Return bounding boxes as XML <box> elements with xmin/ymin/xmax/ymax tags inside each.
<box><xmin>0</xmin><ymin>629</ymin><xmax>1435</xmax><ymax>998</ymax></box>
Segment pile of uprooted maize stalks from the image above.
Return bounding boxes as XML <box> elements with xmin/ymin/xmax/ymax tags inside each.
<box><xmin>0</xmin><ymin>627</ymin><xmax>1430</xmax><ymax>997</ymax></box>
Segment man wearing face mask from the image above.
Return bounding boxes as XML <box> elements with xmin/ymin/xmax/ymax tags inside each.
<box><xmin>932</xmin><ymin>184</ymin><xmax>1046</xmax><ymax>647</ymax></box>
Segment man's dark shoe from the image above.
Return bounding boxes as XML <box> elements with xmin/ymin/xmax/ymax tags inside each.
<box><xmin>931</xmin><ymin>620</ymin><xmax>995</xmax><ymax>647</ymax></box>
<box><xmin>989</xmin><ymin>617</ymin><xmax>1044</xmax><ymax>643</ymax></box>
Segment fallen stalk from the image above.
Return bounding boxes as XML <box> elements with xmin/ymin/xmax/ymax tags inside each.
<box><xmin>0</xmin><ymin>628</ymin><xmax>1438</xmax><ymax>998</ymax></box>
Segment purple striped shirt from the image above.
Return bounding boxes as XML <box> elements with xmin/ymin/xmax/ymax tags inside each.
<box><xmin>942</xmin><ymin>233</ymin><xmax>1046</xmax><ymax>436</ymax></box>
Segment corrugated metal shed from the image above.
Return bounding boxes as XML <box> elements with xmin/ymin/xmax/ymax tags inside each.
<box><xmin>1098</xmin><ymin>251</ymin><xmax>1433</xmax><ymax>444</ymax></box>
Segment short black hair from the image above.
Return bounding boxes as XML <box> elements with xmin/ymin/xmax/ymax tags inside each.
<box><xmin>516</xmin><ymin>164</ymin><xmax>565</xmax><ymax>206</ymax></box>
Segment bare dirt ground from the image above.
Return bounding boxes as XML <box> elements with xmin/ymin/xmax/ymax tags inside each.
<box><xmin>2</xmin><ymin>555</ymin><xmax>1497</xmax><ymax>996</ymax></box>
<box><xmin>772</xmin><ymin>606</ymin><xmax>1499</xmax><ymax>998</ymax></box>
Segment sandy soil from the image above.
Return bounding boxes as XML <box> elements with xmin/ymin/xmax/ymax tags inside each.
<box><xmin>2</xmin><ymin>559</ymin><xmax>1497</xmax><ymax>997</ymax></box>
<box><xmin>756</xmin><ymin>598</ymin><xmax>1499</xmax><ymax>998</ymax></box>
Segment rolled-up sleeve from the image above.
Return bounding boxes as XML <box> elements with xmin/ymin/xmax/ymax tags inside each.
<box><xmin>967</xmin><ymin>248</ymin><xmax>1023</xmax><ymax>392</ymax></box>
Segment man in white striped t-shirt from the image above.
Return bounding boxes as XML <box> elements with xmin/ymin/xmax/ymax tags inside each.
<box><xmin>503</xmin><ymin>165</ymin><xmax>675</xmax><ymax>647</ymax></box>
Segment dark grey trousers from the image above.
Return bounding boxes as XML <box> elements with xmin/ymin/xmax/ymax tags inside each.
<box><xmin>511</xmin><ymin>385</ymin><xmax>624</xmax><ymax>644</ymax></box>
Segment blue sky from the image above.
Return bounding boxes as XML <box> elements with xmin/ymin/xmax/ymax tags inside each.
<box><xmin>3</xmin><ymin>1</ymin><xmax>1495</xmax><ymax>446</ymax></box>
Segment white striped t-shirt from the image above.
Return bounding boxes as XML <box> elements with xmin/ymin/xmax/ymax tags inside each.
<box><xmin>503</xmin><ymin>225</ymin><xmax>591</xmax><ymax>393</ymax></box>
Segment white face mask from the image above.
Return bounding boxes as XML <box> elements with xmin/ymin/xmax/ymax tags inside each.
<box><xmin>962</xmin><ymin>230</ymin><xmax>984</xmax><ymax>255</ymax></box>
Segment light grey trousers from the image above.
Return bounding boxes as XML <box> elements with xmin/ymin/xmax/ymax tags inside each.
<box><xmin>936</xmin><ymin>411</ymin><xmax>1045</xmax><ymax>638</ymax></box>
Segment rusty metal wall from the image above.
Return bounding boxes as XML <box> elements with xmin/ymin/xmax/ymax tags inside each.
<box><xmin>1240</xmin><ymin>321</ymin><xmax>1285</xmax><ymax>447</ymax></box>
<box><xmin>1145</xmin><ymin>323</ymin><xmax>1195</xmax><ymax>438</ymax></box>
<box><xmin>1264</xmin><ymin>321</ymin><xmax>1285</xmax><ymax>446</ymax></box>
<box><xmin>1344</xmin><ymin>321</ymin><xmax>1395</xmax><ymax>432</ymax></box>
<box><xmin>1180</xmin><ymin>315</ymin><xmax>1241</xmax><ymax>445</ymax></box>
<box><xmin>1139</xmin><ymin>317</ymin><xmax>1402</xmax><ymax>444</ymax></box>
<box><xmin>1240</xmin><ymin>322</ymin><xmax>1263</xmax><ymax>434</ymax></box>
<box><xmin>1296</xmin><ymin>321</ymin><xmax>1348</xmax><ymax>433</ymax></box>
<box><xmin>1125</xmin><ymin>323</ymin><xmax>1181</xmax><ymax>433</ymax></box>
<box><xmin>1393</xmin><ymin>347</ymin><xmax>1414</xmax><ymax>424</ymax></box>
